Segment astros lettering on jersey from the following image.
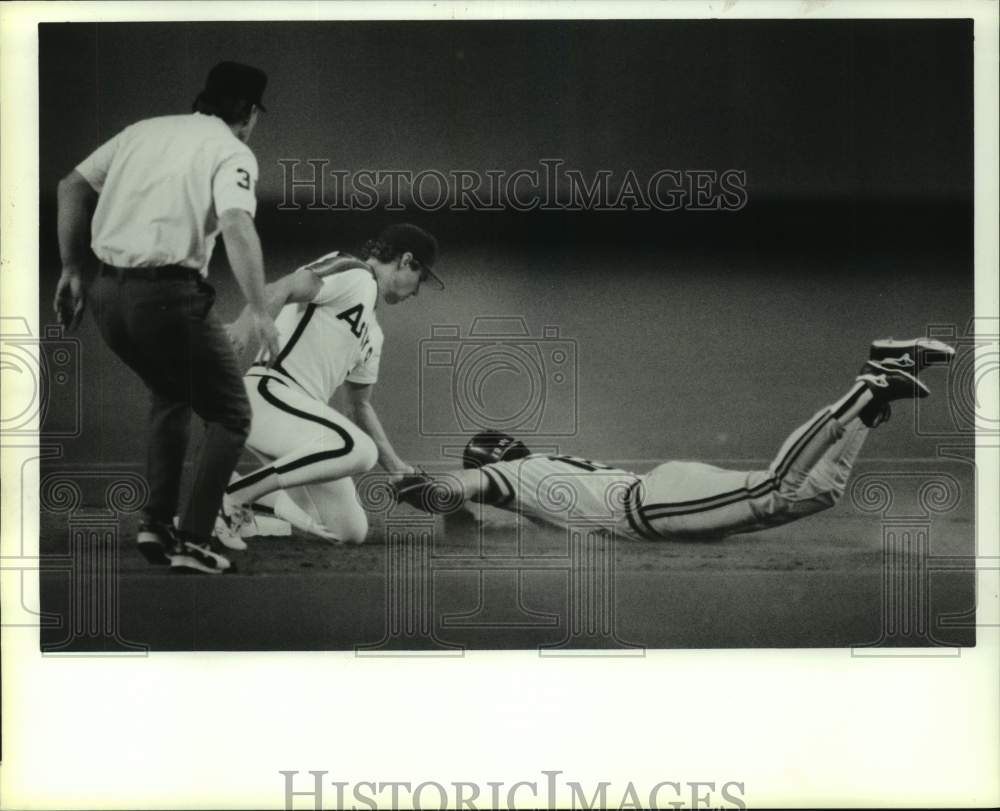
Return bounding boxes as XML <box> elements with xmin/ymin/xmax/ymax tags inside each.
<box><xmin>255</xmin><ymin>252</ymin><xmax>385</xmax><ymax>400</ymax></box>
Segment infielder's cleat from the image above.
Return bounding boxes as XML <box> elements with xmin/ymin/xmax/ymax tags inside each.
<box><xmin>167</xmin><ymin>530</ymin><xmax>232</xmax><ymax>574</ymax></box>
<box><xmin>857</xmin><ymin>360</ymin><xmax>931</xmax><ymax>402</ymax></box>
<box><xmin>136</xmin><ymin>521</ymin><xmax>172</xmax><ymax>565</ymax></box>
<box><xmin>869</xmin><ymin>338</ymin><xmax>955</xmax><ymax>373</ymax></box>
<box><xmin>214</xmin><ymin>494</ymin><xmax>253</xmax><ymax>551</ymax></box>
<box><xmin>244</xmin><ymin>504</ymin><xmax>292</xmax><ymax>538</ymax></box>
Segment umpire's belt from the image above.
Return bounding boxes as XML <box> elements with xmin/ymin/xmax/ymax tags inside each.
<box><xmin>100</xmin><ymin>264</ymin><xmax>201</xmax><ymax>282</ymax></box>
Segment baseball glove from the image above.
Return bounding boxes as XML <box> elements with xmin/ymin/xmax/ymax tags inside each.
<box><xmin>392</xmin><ymin>469</ymin><xmax>437</xmax><ymax>513</ymax></box>
<box><xmin>392</xmin><ymin>469</ymin><xmax>465</xmax><ymax>514</ymax></box>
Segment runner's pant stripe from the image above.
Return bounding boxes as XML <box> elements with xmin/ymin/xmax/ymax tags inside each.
<box><xmin>773</xmin><ymin>410</ymin><xmax>834</xmax><ymax>480</ymax></box>
<box><xmin>637</xmin><ymin>411</ymin><xmax>834</xmax><ymax>522</ymax></box>
<box><xmin>623</xmin><ymin>480</ymin><xmax>659</xmax><ymax>541</ymax></box>
<box><xmin>831</xmin><ymin>381</ymin><xmax>870</xmax><ymax>420</ymax></box>
<box><xmin>482</xmin><ymin>466</ymin><xmax>517</xmax><ymax>508</ymax></box>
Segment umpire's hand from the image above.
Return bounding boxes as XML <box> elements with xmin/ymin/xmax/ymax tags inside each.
<box><xmin>53</xmin><ymin>267</ymin><xmax>86</xmax><ymax>331</ymax></box>
<box><xmin>250</xmin><ymin>309</ymin><xmax>281</xmax><ymax>366</ymax></box>
<box><xmin>225</xmin><ymin>313</ymin><xmax>253</xmax><ymax>356</ymax></box>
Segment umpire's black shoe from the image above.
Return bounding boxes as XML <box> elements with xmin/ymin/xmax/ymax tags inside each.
<box><xmin>869</xmin><ymin>338</ymin><xmax>955</xmax><ymax>373</ymax></box>
<box><xmin>136</xmin><ymin>520</ymin><xmax>172</xmax><ymax>565</ymax></box>
<box><xmin>167</xmin><ymin>528</ymin><xmax>233</xmax><ymax>575</ymax></box>
<box><xmin>857</xmin><ymin>361</ymin><xmax>931</xmax><ymax>402</ymax></box>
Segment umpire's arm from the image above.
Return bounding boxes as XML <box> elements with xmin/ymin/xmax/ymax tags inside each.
<box><xmin>53</xmin><ymin>170</ymin><xmax>98</xmax><ymax>329</ymax></box>
<box><xmin>219</xmin><ymin>209</ymin><xmax>281</xmax><ymax>361</ymax></box>
<box><xmin>56</xmin><ymin>170</ymin><xmax>97</xmax><ymax>270</ymax></box>
<box><xmin>226</xmin><ymin>265</ymin><xmax>322</xmax><ymax>354</ymax></box>
<box><xmin>345</xmin><ymin>382</ymin><xmax>413</xmax><ymax>479</ymax></box>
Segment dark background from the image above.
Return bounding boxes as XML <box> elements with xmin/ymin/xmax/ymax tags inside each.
<box><xmin>39</xmin><ymin>19</ymin><xmax>974</xmax><ymax>469</ymax></box>
<box><xmin>39</xmin><ymin>20</ymin><xmax>972</xmax><ymax>203</ymax></box>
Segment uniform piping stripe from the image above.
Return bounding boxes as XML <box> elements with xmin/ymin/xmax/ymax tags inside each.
<box><xmin>228</xmin><ymin>464</ymin><xmax>273</xmax><ymax>492</ymax></box>
<box><xmin>479</xmin><ymin>468</ymin><xmax>506</xmax><ymax>506</ymax></box>
<box><xmin>248</xmin><ymin>364</ymin><xmax>301</xmax><ymax>388</ymax></box>
<box><xmin>484</xmin><ymin>466</ymin><xmax>517</xmax><ymax>508</ymax></box>
<box><xmin>623</xmin><ymin>481</ymin><xmax>659</xmax><ymax>541</ymax></box>
<box><xmin>478</xmin><ymin>468</ymin><xmax>505</xmax><ymax>505</ymax></box>
<box><xmin>645</xmin><ymin>477</ymin><xmax>778</xmax><ymax>516</ymax></box>
<box><xmin>226</xmin><ymin>377</ymin><xmax>355</xmax><ymax>496</ymax></box>
<box><xmin>641</xmin><ymin>482</ymin><xmax>778</xmax><ymax>521</ymax></box>
<box><xmin>635</xmin><ymin>484</ymin><xmax>662</xmax><ymax>538</ymax></box>
<box><xmin>638</xmin><ymin>411</ymin><xmax>834</xmax><ymax>522</ymax></box>
<box><xmin>276</xmin><ymin>450</ymin><xmax>354</xmax><ymax>475</ymax></box>
<box><xmin>831</xmin><ymin>382</ymin><xmax>869</xmax><ymax>420</ymax></box>
<box><xmin>257</xmin><ymin>378</ymin><xmax>354</xmax><ymax>457</ymax></box>
<box><xmin>270</xmin><ymin>303</ymin><xmax>317</xmax><ymax>373</ymax></box>
<box><xmin>640</xmin><ymin>413</ymin><xmax>831</xmax><ymax>519</ymax></box>
<box><xmin>553</xmin><ymin>457</ymin><xmax>600</xmax><ymax>473</ymax></box>
<box><xmin>309</xmin><ymin>256</ymin><xmax>371</xmax><ymax>278</ymax></box>
<box><xmin>493</xmin><ymin>469</ymin><xmax>517</xmax><ymax>508</ymax></box>
<box><xmin>772</xmin><ymin>410</ymin><xmax>834</xmax><ymax>480</ymax></box>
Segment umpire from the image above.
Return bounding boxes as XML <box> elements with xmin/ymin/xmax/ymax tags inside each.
<box><xmin>54</xmin><ymin>62</ymin><xmax>280</xmax><ymax>574</ymax></box>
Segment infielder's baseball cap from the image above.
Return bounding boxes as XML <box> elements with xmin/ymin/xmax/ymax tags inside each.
<box><xmin>378</xmin><ymin>223</ymin><xmax>444</xmax><ymax>290</ymax></box>
<box><xmin>204</xmin><ymin>61</ymin><xmax>268</xmax><ymax>111</ymax></box>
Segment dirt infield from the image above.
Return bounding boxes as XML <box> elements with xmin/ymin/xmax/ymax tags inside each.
<box><xmin>38</xmin><ymin>459</ymin><xmax>975</xmax><ymax>652</ymax></box>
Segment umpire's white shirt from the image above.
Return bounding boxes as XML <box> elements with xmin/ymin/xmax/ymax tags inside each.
<box><xmin>75</xmin><ymin>113</ymin><xmax>258</xmax><ymax>274</ymax></box>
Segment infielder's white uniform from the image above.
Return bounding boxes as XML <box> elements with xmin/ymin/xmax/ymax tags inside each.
<box><xmin>476</xmin><ymin>397</ymin><xmax>869</xmax><ymax>541</ymax></box>
<box><xmin>228</xmin><ymin>252</ymin><xmax>383</xmax><ymax>543</ymax></box>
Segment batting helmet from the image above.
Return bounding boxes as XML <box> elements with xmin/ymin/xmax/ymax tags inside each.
<box><xmin>462</xmin><ymin>430</ymin><xmax>532</xmax><ymax>469</ymax></box>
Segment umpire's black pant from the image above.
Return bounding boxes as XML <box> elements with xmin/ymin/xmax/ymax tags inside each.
<box><xmin>91</xmin><ymin>266</ymin><xmax>251</xmax><ymax>537</ymax></box>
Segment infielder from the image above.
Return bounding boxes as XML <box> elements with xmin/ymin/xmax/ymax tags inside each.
<box><xmin>54</xmin><ymin>62</ymin><xmax>280</xmax><ymax>574</ymax></box>
<box><xmin>215</xmin><ymin>223</ymin><xmax>443</xmax><ymax>548</ymax></box>
<box><xmin>394</xmin><ymin>339</ymin><xmax>954</xmax><ymax>540</ymax></box>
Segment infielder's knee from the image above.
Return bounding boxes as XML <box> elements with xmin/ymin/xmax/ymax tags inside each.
<box><xmin>309</xmin><ymin>491</ymin><xmax>369</xmax><ymax>544</ymax></box>
<box><xmin>352</xmin><ymin>432</ymin><xmax>378</xmax><ymax>474</ymax></box>
<box><xmin>340</xmin><ymin>511</ymin><xmax>369</xmax><ymax>545</ymax></box>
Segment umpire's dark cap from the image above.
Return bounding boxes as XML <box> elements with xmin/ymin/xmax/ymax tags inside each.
<box><xmin>204</xmin><ymin>62</ymin><xmax>268</xmax><ymax>111</ymax></box>
<box><xmin>378</xmin><ymin>223</ymin><xmax>444</xmax><ymax>290</ymax></box>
